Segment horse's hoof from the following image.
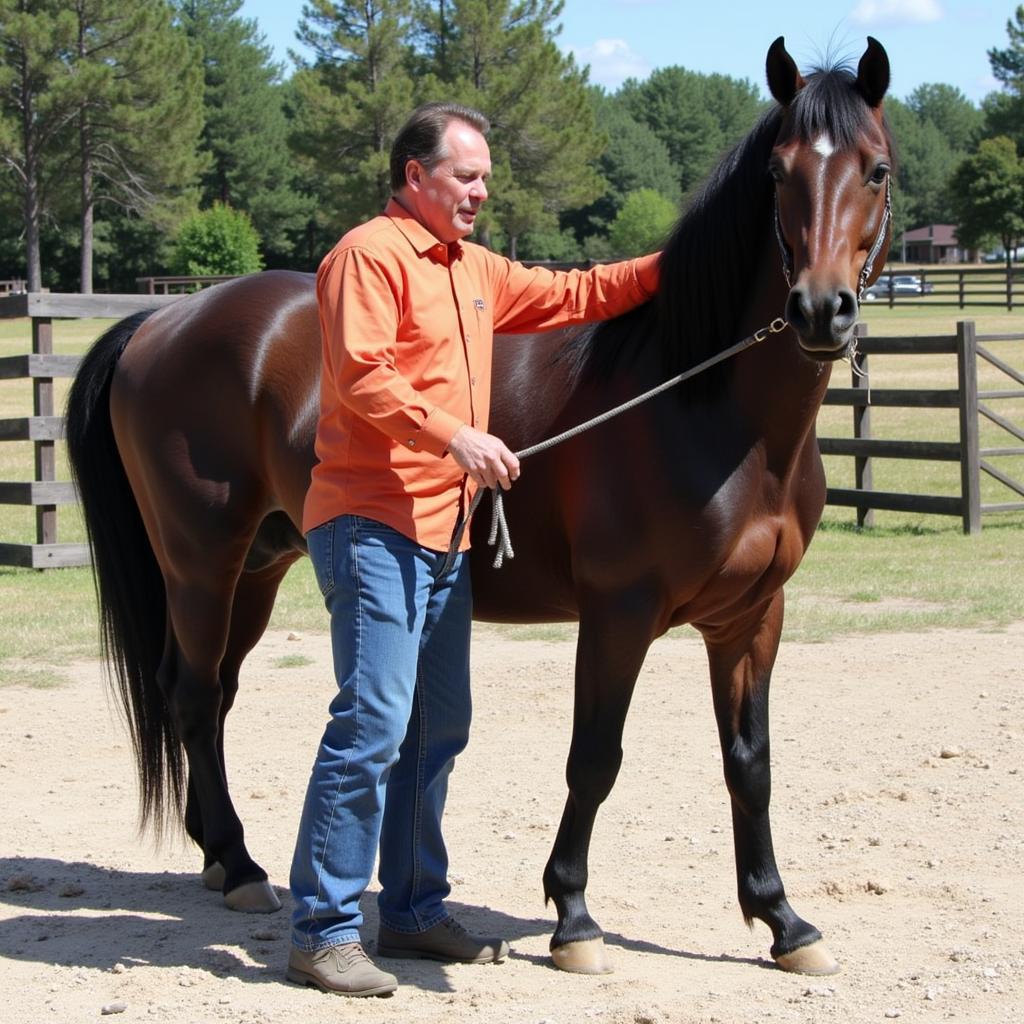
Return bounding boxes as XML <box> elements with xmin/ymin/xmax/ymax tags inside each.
<box><xmin>551</xmin><ymin>938</ymin><xmax>613</xmax><ymax>974</ymax></box>
<box><xmin>201</xmin><ymin>861</ymin><xmax>226</xmax><ymax>891</ymax></box>
<box><xmin>224</xmin><ymin>880</ymin><xmax>282</xmax><ymax>914</ymax></box>
<box><xmin>774</xmin><ymin>939</ymin><xmax>840</xmax><ymax>975</ymax></box>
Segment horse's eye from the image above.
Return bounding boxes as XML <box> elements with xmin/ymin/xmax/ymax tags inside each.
<box><xmin>768</xmin><ymin>164</ymin><xmax>784</xmax><ymax>183</ymax></box>
<box><xmin>869</xmin><ymin>164</ymin><xmax>890</xmax><ymax>185</ymax></box>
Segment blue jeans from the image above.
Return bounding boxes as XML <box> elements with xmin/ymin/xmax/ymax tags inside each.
<box><xmin>290</xmin><ymin>514</ymin><xmax>472</xmax><ymax>950</ymax></box>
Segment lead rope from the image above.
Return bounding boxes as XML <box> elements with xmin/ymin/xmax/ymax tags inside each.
<box><xmin>443</xmin><ymin>316</ymin><xmax>790</xmax><ymax>571</ymax></box>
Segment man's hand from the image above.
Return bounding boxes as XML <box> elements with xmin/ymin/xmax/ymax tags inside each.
<box><xmin>447</xmin><ymin>424</ymin><xmax>521</xmax><ymax>490</ymax></box>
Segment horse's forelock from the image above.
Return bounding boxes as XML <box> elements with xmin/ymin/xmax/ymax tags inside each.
<box><xmin>782</xmin><ymin>64</ymin><xmax>886</xmax><ymax>151</ymax></box>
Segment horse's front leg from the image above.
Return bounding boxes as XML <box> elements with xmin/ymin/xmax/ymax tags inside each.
<box><xmin>543</xmin><ymin>591</ymin><xmax>656</xmax><ymax>974</ymax></box>
<box><xmin>701</xmin><ymin>591</ymin><xmax>838</xmax><ymax>975</ymax></box>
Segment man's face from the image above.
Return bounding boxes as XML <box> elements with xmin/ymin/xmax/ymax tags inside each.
<box><xmin>407</xmin><ymin>121</ymin><xmax>491</xmax><ymax>243</ymax></box>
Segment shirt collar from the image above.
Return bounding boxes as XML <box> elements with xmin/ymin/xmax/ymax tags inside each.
<box><xmin>385</xmin><ymin>197</ymin><xmax>463</xmax><ymax>265</ymax></box>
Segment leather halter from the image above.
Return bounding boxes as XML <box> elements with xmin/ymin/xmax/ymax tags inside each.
<box><xmin>773</xmin><ymin>175</ymin><xmax>892</xmax><ymax>299</ymax></box>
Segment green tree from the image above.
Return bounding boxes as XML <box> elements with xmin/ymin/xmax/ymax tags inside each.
<box><xmin>173</xmin><ymin>201</ymin><xmax>262</xmax><ymax>275</ymax></box>
<box><xmin>982</xmin><ymin>89</ymin><xmax>1024</xmax><ymax>152</ymax></box>
<box><xmin>423</xmin><ymin>0</ymin><xmax>604</xmax><ymax>257</ymax></box>
<box><xmin>289</xmin><ymin>0</ymin><xmax>417</xmax><ymax>241</ymax></box>
<box><xmin>619</xmin><ymin>66</ymin><xmax>764</xmax><ymax>197</ymax></box>
<box><xmin>906</xmin><ymin>83</ymin><xmax>982</xmax><ymax>153</ymax></box>
<box><xmin>984</xmin><ymin>6</ymin><xmax>1024</xmax><ymax>153</ymax></box>
<box><xmin>0</xmin><ymin>1</ymin><xmax>78</xmax><ymax>290</ymax></box>
<box><xmin>948</xmin><ymin>136</ymin><xmax>1024</xmax><ymax>267</ymax></box>
<box><xmin>988</xmin><ymin>5</ymin><xmax>1024</xmax><ymax>89</ymax></box>
<box><xmin>562</xmin><ymin>88</ymin><xmax>679</xmax><ymax>249</ymax></box>
<box><xmin>606</xmin><ymin>187</ymin><xmax>675</xmax><ymax>257</ymax></box>
<box><xmin>69</xmin><ymin>0</ymin><xmax>204</xmax><ymax>292</ymax></box>
<box><xmin>174</xmin><ymin>0</ymin><xmax>310</xmax><ymax>267</ymax></box>
<box><xmin>885</xmin><ymin>97</ymin><xmax>962</xmax><ymax>234</ymax></box>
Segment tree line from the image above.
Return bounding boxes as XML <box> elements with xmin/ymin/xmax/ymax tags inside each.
<box><xmin>2</xmin><ymin>0</ymin><xmax>1024</xmax><ymax>293</ymax></box>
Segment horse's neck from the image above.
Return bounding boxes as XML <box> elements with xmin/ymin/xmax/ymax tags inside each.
<box><xmin>730</xmin><ymin>252</ymin><xmax>833</xmax><ymax>461</ymax></box>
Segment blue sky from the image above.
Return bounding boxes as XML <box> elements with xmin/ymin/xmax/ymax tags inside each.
<box><xmin>238</xmin><ymin>0</ymin><xmax>1012</xmax><ymax>104</ymax></box>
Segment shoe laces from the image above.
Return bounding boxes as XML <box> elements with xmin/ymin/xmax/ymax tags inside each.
<box><xmin>442</xmin><ymin>917</ymin><xmax>469</xmax><ymax>937</ymax></box>
<box><xmin>333</xmin><ymin>942</ymin><xmax>371</xmax><ymax>967</ymax></box>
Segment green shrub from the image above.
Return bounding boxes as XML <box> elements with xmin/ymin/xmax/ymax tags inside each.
<box><xmin>608</xmin><ymin>188</ymin><xmax>677</xmax><ymax>257</ymax></box>
<box><xmin>173</xmin><ymin>202</ymin><xmax>263</xmax><ymax>275</ymax></box>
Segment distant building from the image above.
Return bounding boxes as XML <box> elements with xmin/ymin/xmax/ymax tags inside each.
<box><xmin>899</xmin><ymin>224</ymin><xmax>975</xmax><ymax>264</ymax></box>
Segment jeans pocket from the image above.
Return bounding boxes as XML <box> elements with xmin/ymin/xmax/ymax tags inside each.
<box><xmin>306</xmin><ymin>520</ymin><xmax>336</xmax><ymax>598</ymax></box>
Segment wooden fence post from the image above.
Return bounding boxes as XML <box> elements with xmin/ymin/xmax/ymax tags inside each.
<box><xmin>852</xmin><ymin>322</ymin><xmax>873</xmax><ymax>528</ymax></box>
<box><xmin>956</xmin><ymin>320</ymin><xmax>981</xmax><ymax>534</ymax></box>
<box><xmin>32</xmin><ymin>315</ymin><xmax>57</xmax><ymax>547</ymax></box>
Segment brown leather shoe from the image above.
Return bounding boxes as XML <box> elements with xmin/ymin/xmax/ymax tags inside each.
<box><xmin>286</xmin><ymin>942</ymin><xmax>397</xmax><ymax>996</ymax></box>
<box><xmin>377</xmin><ymin>917</ymin><xmax>509</xmax><ymax>964</ymax></box>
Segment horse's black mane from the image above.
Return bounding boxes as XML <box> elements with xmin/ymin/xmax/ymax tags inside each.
<box><xmin>564</xmin><ymin>60</ymin><xmax>889</xmax><ymax>397</ymax></box>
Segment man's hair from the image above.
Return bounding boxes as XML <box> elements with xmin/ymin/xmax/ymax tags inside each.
<box><xmin>390</xmin><ymin>102</ymin><xmax>490</xmax><ymax>193</ymax></box>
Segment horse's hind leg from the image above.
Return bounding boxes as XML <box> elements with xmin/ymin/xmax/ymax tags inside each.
<box><xmin>160</xmin><ymin>553</ymin><xmax>280</xmax><ymax>914</ymax></box>
<box><xmin>702</xmin><ymin>593</ymin><xmax>838</xmax><ymax>975</ymax></box>
<box><xmin>189</xmin><ymin>556</ymin><xmax>299</xmax><ymax>907</ymax></box>
<box><xmin>543</xmin><ymin>593</ymin><xmax>655</xmax><ymax>974</ymax></box>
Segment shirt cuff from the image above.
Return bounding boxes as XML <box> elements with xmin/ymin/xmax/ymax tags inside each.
<box><xmin>632</xmin><ymin>252</ymin><xmax>661</xmax><ymax>299</ymax></box>
<box><xmin>408</xmin><ymin>406</ymin><xmax>463</xmax><ymax>457</ymax></box>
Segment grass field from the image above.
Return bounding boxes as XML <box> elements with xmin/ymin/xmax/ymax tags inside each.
<box><xmin>1</xmin><ymin>302</ymin><xmax>1022</xmax><ymax>685</ymax></box>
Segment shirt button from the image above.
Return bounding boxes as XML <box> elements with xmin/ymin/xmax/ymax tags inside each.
<box><xmin>471</xmin><ymin>376</ymin><xmax>477</xmax><ymax>386</ymax></box>
<box><xmin>407</xmin><ymin>440</ymin><xmax>415</xmax><ymax>448</ymax></box>
<box><xmin>465</xmin><ymin>334</ymin><xmax>471</xmax><ymax>342</ymax></box>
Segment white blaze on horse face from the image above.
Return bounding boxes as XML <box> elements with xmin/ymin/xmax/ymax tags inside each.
<box><xmin>813</xmin><ymin>134</ymin><xmax>835</xmax><ymax>159</ymax></box>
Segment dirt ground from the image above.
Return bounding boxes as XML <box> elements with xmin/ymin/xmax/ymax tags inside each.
<box><xmin>1</xmin><ymin>621</ymin><xmax>1022</xmax><ymax>1024</ymax></box>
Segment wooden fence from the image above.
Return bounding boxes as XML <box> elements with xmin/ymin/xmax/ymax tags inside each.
<box><xmin>820</xmin><ymin>322</ymin><xmax>1024</xmax><ymax>533</ymax></box>
<box><xmin>1</xmin><ymin>298</ymin><xmax>1022</xmax><ymax>568</ymax></box>
<box><xmin>136</xmin><ymin>274</ymin><xmax>241</xmax><ymax>294</ymax></box>
<box><xmin>0</xmin><ymin>292</ymin><xmax>180</xmax><ymax>568</ymax></box>
<box><xmin>866</xmin><ymin>264</ymin><xmax>1024</xmax><ymax>310</ymax></box>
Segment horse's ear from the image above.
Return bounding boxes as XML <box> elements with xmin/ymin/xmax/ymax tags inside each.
<box><xmin>766</xmin><ymin>36</ymin><xmax>805</xmax><ymax>106</ymax></box>
<box><xmin>855</xmin><ymin>36</ymin><xmax>890</xmax><ymax>108</ymax></box>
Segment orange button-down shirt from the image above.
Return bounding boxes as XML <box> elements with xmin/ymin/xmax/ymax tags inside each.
<box><xmin>303</xmin><ymin>198</ymin><xmax>659</xmax><ymax>551</ymax></box>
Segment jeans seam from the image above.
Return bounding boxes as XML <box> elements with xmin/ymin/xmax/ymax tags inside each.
<box><xmin>408</xmin><ymin>663</ymin><xmax>429</xmax><ymax>929</ymax></box>
<box><xmin>306</xmin><ymin>517</ymin><xmax>362</xmax><ymax>931</ymax></box>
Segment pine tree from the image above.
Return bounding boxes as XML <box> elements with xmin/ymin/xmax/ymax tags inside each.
<box><xmin>174</xmin><ymin>0</ymin><xmax>310</xmax><ymax>267</ymax></box>
<box><xmin>289</xmin><ymin>0</ymin><xmax>417</xmax><ymax>240</ymax></box>
<box><xmin>619</xmin><ymin>67</ymin><xmax>764</xmax><ymax>198</ymax></box>
<box><xmin>424</xmin><ymin>0</ymin><xmax>604</xmax><ymax>257</ymax></box>
<box><xmin>0</xmin><ymin>1</ymin><xmax>78</xmax><ymax>290</ymax></box>
<box><xmin>562</xmin><ymin>88</ymin><xmax>679</xmax><ymax>252</ymax></box>
<box><xmin>68</xmin><ymin>0</ymin><xmax>204</xmax><ymax>292</ymax></box>
<box><xmin>984</xmin><ymin>6</ymin><xmax>1024</xmax><ymax>154</ymax></box>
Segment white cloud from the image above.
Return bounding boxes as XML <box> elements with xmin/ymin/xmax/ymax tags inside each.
<box><xmin>849</xmin><ymin>0</ymin><xmax>944</xmax><ymax>26</ymax></box>
<box><xmin>567</xmin><ymin>38</ymin><xmax>651</xmax><ymax>88</ymax></box>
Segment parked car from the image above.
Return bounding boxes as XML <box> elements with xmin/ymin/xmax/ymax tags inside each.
<box><xmin>862</xmin><ymin>274</ymin><xmax>935</xmax><ymax>300</ymax></box>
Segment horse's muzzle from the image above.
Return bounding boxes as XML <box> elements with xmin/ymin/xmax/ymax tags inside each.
<box><xmin>785</xmin><ymin>284</ymin><xmax>858</xmax><ymax>360</ymax></box>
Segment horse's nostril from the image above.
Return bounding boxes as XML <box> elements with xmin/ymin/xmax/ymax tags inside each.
<box><xmin>785</xmin><ymin>288</ymin><xmax>810</xmax><ymax>329</ymax></box>
<box><xmin>837</xmin><ymin>288</ymin><xmax>857</xmax><ymax>319</ymax></box>
<box><xmin>833</xmin><ymin>287</ymin><xmax>858</xmax><ymax>330</ymax></box>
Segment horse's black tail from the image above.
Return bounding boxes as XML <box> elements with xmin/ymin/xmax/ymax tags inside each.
<box><xmin>66</xmin><ymin>311</ymin><xmax>185</xmax><ymax>836</ymax></box>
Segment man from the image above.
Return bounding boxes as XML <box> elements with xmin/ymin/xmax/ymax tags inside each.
<box><xmin>288</xmin><ymin>101</ymin><xmax>660</xmax><ymax>997</ymax></box>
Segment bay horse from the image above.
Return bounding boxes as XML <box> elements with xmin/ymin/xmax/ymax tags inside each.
<box><xmin>66</xmin><ymin>37</ymin><xmax>893</xmax><ymax>976</ymax></box>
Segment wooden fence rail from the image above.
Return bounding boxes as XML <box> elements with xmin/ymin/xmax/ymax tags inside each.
<box><xmin>2</xmin><ymin>297</ymin><xmax>1022</xmax><ymax>567</ymax></box>
<box><xmin>136</xmin><ymin>274</ymin><xmax>241</xmax><ymax>294</ymax></box>
<box><xmin>865</xmin><ymin>265</ymin><xmax>1024</xmax><ymax>310</ymax></box>
<box><xmin>819</xmin><ymin>322</ymin><xmax>1024</xmax><ymax>533</ymax></box>
<box><xmin>0</xmin><ymin>292</ymin><xmax>180</xmax><ymax>568</ymax></box>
